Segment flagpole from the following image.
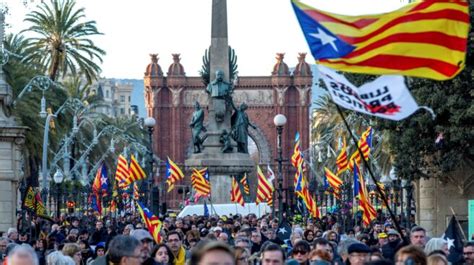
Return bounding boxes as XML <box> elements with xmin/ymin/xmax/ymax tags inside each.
<box><xmin>335</xmin><ymin>104</ymin><xmax>407</xmax><ymax>244</ymax></box>
<box><xmin>450</xmin><ymin>207</ymin><xmax>467</xmax><ymax>241</ymax></box>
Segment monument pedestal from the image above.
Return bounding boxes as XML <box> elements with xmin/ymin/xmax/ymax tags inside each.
<box><xmin>185</xmin><ymin>152</ymin><xmax>254</xmax><ymax>204</ymax></box>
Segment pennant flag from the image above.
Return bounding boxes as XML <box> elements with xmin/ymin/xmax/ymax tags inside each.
<box><xmin>166</xmin><ymin>157</ymin><xmax>184</xmax><ymax>192</ymax></box>
<box><xmin>230</xmin><ymin>177</ymin><xmax>245</xmax><ymax>206</ymax></box>
<box><xmin>324</xmin><ymin>167</ymin><xmax>343</xmax><ymax>199</ymax></box>
<box><xmin>240</xmin><ymin>173</ymin><xmax>250</xmax><ymax>195</ymax></box>
<box><xmin>191</xmin><ymin>168</ymin><xmax>211</xmax><ymax>197</ymax></box>
<box><xmin>92</xmin><ymin>163</ymin><xmax>108</xmax><ymax>195</ymax></box>
<box><xmin>136</xmin><ymin>201</ymin><xmax>163</xmax><ymax>243</ymax></box>
<box><xmin>127</xmin><ymin>155</ymin><xmax>146</xmax><ymax>185</ymax></box>
<box><xmin>291</xmin><ymin>132</ymin><xmax>305</xmax><ymax>169</ymax></box>
<box><xmin>353</xmin><ymin>162</ymin><xmax>376</xmax><ymax>226</ymax></box>
<box><xmin>443</xmin><ymin>215</ymin><xmax>464</xmax><ymax>264</ymax></box>
<box><xmin>256</xmin><ymin>166</ymin><xmax>274</xmax><ymax>205</ymax></box>
<box><xmin>319</xmin><ymin>65</ymin><xmax>433</xmax><ymax>121</ymax></box>
<box><xmin>336</xmin><ymin>138</ymin><xmax>349</xmax><ymax>175</ymax></box>
<box><xmin>277</xmin><ymin>219</ymin><xmax>292</xmax><ymax>244</ymax></box>
<box><xmin>203</xmin><ymin>201</ymin><xmax>209</xmax><ymax>217</ymax></box>
<box><xmin>90</xmin><ymin>194</ymin><xmax>102</xmax><ymax>215</ymax></box>
<box><xmin>133</xmin><ymin>182</ymin><xmax>140</xmax><ymax>200</ymax></box>
<box><xmin>23</xmin><ymin>186</ymin><xmax>49</xmax><ymax>219</ymax></box>
<box><xmin>115</xmin><ymin>155</ymin><xmax>129</xmax><ymax>188</ymax></box>
<box><xmin>292</xmin><ymin>0</ymin><xmax>470</xmax><ymax>80</ymax></box>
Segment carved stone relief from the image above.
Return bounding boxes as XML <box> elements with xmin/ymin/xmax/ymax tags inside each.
<box><xmin>183</xmin><ymin>89</ymin><xmax>273</xmax><ymax>107</ymax></box>
<box><xmin>274</xmin><ymin>87</ymin><xmax>288</xmax><ymax>106</ymax></box>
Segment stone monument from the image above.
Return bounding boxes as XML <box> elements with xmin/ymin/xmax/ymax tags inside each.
<box><xmin>185</xmin><ymin>0</ymin><xmax>254</xmax><ymax>203</ymax></box>
<box><xmin>0</xmin><ymin>12</ymin><xmax>27</xmax><ymax>231</ymax></box>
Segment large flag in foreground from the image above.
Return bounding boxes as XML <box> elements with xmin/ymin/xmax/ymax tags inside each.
<box><xmin>319</xmin><ymin>66</ymin><xmax>428</xmax><ymax>121</ymax></box>
<box><xmin>292</xmin><ymin>0</ymin><xmax>470</xmax><ymax>80</ymax></box>
<box><xmin>136</xmin><ymin>201</ymin><xmax>163</xmax><ymax>243</ymax></box>
<box><xmin>443</xmin><ymin>215</ymin><xmax>464</xmax><ymax>264</ymax></box>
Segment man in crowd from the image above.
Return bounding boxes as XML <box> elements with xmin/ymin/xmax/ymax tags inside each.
<box><xmin>166</xmin><ymin>231</ymin><xmax>187</xmax><ymax>265</ymax></box>
<box><xmin>92</xmin><ymin>235</ymin><xmax>142</xmax><ymax>265</ymax></box>
<box><xmin>131</xmin><ymin>229</ymin><xmax>154</xmax><ymax>265</ymax></box>
<box><xmin>409</xmin><ymin>226</ymin><xmax>427</xmax><ymax>248</ymax></box>
<box><xmin>463</xmin><ymin>242</ymin><xmax>474</xmax><ymax>265</ymax></box>
<box><xmin>250</xmin><ymin>230</ymin><xmax>263</xmax><ymax>254</ymax></box>
<box><xmin>261</xmin><ymin>243</ymin><xmax>285</xmax><ymax>265</ymax></box>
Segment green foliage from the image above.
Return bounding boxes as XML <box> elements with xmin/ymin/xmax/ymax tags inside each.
<box><xmin>22</xmin><ymin>0</ymin><xmax>105</xmax><ymax>83</ymax></box>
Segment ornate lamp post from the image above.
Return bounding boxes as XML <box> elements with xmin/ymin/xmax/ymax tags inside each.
<box><xmin>273</xmin><ymin>114</ymin><xmax>287</xmax><ymax>222</ymax></box>
<box><xmin>144</xmin><ymin>117</ymin><xmax>158</xmax><ymax>214</ymax></box>
<box><xmin>53</xmin><ymin>169</ymin><xmax>64</xmax><ymax>218</ymax></box>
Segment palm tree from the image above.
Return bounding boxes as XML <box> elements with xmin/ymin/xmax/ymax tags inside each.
<box><xmin>22</xmin><ymin>0</ymin><xmax>105</xmax><ymax>83</ymax></box>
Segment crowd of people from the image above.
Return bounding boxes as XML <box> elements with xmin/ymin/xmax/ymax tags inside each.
<box><xmin>0</xmin><ymin>212</ymin><xmax>472</xmax><ymax>265</ymax></box>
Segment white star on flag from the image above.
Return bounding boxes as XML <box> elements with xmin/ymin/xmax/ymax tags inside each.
<box><xmin>445</xmin><ymin>236</ymin><xmax>455</xmax><ymax>250</ymax></box>
<box><xmin>278</xmin><ymin>227</ymin><xmax>288</xmax><ymax>235</ymax></box>
<box><xmin>310</xmin><ymin>28</ymin><xmax>338</xmax><ymax>52</ymax></box>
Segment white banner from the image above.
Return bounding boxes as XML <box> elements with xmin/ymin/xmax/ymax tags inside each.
<box><xmin>318</xmin><ymin>65</ymin><xmax>427</xmax><ymax>121</ymax></box>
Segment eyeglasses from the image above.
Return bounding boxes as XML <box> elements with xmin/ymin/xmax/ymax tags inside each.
<box><xmin>293</xmin><ymin>250</ymin><xmax>308</xmax><ymax>255</ymax></box>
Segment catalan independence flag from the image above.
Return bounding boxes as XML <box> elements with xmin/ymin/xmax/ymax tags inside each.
<box><xmin>292</xmin><ymin>0</ymin><xmax>470</xmax><ymax>80</ymax></box>
<box><xmin>136</xmin><ymin>201</ymin><xmax>163</xmax><ymax>243</ymax></box>
<box><xmin>240</xmin><ymin>173</ymin><xmax>250</xmax><ymax>195</ymax></box>
<box><xmin>166</xmin><ymin>157</ymin><xmax>184</xmax><ymax>192</ymax></box>
<box><xmin>256</xmin><ymin>166</ymin><xmax>273</xmax><ymax>205</ymax></box>
<box><xmin>191</xmin><ymin>168</ymin><xmax>211</xmax><ymax>197</ymax></box>
<box><xmin>336</xmin><ymin>138</ymin><xmax>349</xmax><ymax>176</ymax></box>
<box><xmin>291</xmin><ymin>132</ymin><xmax>304</xmax><ymax>169</ymax></box>
<box><xmin>353</xmin><ymin>162</ymin><xmax>376</xmax><ymax>227</ymax></box>
<box><xmin>324</xmin><ymin>167</ymin><xmax>343</xmax><ymax>199</ymax></box>
<box><xmin>128</xmin><ymin>155</ymin><xmax>146</xmax><ymax>184</ymax></box>
<box><xmin>230</xmin><ymin>177</ymin><xmax>245</xmax><ymax>206</ymax></box>
<box><xmin>115</xmin><ymin>155</ymin><xmax>129</xmax><ymax>188</ymax></box>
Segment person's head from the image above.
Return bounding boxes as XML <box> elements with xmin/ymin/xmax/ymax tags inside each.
<box><xmin>395</xmin><ymin>245</ymin><xmax>427</xmax><ymax>265</ymax></box>
<box><xmin>410</xmin><ymin>226</ymin><xmax>427</xmax><ymax>248</ymax></box>
<box><xmin>327</xmin><ymin>231</ymin><xmax>338</xmax><ymax>243</ymax></box>
<box><xmin>336</xmin><ymin>238</ymin><xmax>359</xmax><ymax>262</ymax></box>
<box><xmin>240</xmin><ymin>103</ymin><xmax>248</xmax><ymax>111</ymax></box>
<box><xmin>377</xmin><ymin>233</ymin><xmax>388</xmax><ymax>246</ymax></box>
<box><xmin>251</xmin><ymin>231</ymin><xmax>262</xmax><ymax>244</ymax></box>
<box><xmin>313</xmin><ymin>238</ymin><xmax>333</xmax><ymax>261</ymax></box>
<box><xmin>0</xmin><ymin>237</ymin><xmax>8</xmax><ymax>253</ymax></box>
<box><xmin>123</xmin><ymin>224</ymin><xmax>134</xmax><ymax>236</ymax></box>
<box><xmin>95</xmin><ymin>221</ymin><xmax>103</xmax><ymax>230</ymax></box>
<box><xmin>8</xmin><ymin>244</ymin><xmax>38</xmax><ymax>265</ymax></box>
<box><xmin>189</xmin><ymin>240</ymin><xmax>234</xmax><ymax>265</ymax></box>
<box><xmin>234</xmin><ymin>237</ymin><xmax>252</xmax><ymax>254</ymax></box>
<box><xmin>108</xmin><ymin>235</ymin><xmax>142</xmax><ymax>265</ymax></box>
<box><xmin>216</xmin><ymin>70</ymin><xmax>224</xmax><ymax>81</ymax></box>
<box><xmin>234</xmin><ymin>246</ymin><xmax>250</xmax><ymax>265</ymax></box>
<box><xmin>62</xmin><ymin>243</ymin><xmax>82</xmax><ymax>265</ymax></box>
<box><xmin>309</xmin><ymin>249</ymin><xmax>332</xmax><ymax>264</ymax></box>
<box><xmin>152</xmin><ymin>243</ymin><xmax>174</xmax><ymax>265</ymax></box>
<box><xmin>427</xmin><ymin>253</ymin><xmax>448</xmax><ymax>265</ymax></box>
<box><xmin>219</xmin><ymin>232</ymin><xmax>229</xmax><ymax>243</ymax></box>
<box><xmin>304</xmin><ymin>230</ymin><xmax>315</xmax><ymax>242</ymax></box>
<box><xmin>347</xmin><ymin>243</ymin><xmax>371</xmax><ymax>265</ymax></box>
<box><xmin>7</xmin><ymin>228</ymin><xmax>18</xmax><ymax>241</ymax></box>
<box><xmin>47</xmin><ymin>251</ymin><xmax>72</xmax><ymax>265</ymax></box>
<box><xmin>131</xmin><ymin>229</ymin><xmax>154</xmax><ymax>260</ymax></box>
<box><xmin>464</xmin><ymin>242</ymin><xmax>474</xmax><ymax>265</ymax></box>
<box><xmin>292</xmin><ymin>240</ymin><xmax>311</xmax><ymax>264</ymax></box>
<box><xmin>424</xmin><ymin>238</ymin><xmax>448</xmax><ymax>257</ymax></box>
<box><xmin>291</xmin><ymin>232</ymin><xmax>303</xmax><ymax>246</ymax></box>
<box><xmin>166</xmin><ymin>231</ymin><xmax>183</xmax><ymax>254</ymax></box>
<box><xmin>261</xmin><ymin>243</ymin><xmax>285</xmax><ymax>265</ymax></box>
<box><xmin>387</xmin><ymin>229</ymin><xmax>400</xmax><ymax>242</ymax></box>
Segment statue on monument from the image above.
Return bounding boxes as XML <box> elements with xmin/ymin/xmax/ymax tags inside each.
<box><xmin>231</xmin><ymin>102</ymin><xmax>256</xmax><ymax>154</ymax></box>
<box><xmin>219</xmin><ymin>129</ymin><xmax>233</xmax><ymax>153</ymax></box>
<box><xmin>190</xmin><ymin>101</ymin><xmax>206</xmax><ymax>153</ymax></box>
<box><xmin>205</xmin><ymin>70</ymin><xmax>233</xmax><ymax>122</ymax></box>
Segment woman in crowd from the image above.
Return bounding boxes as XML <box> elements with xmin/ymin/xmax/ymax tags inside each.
<box><xmin>304</xmin><ymin>230</ymin><xmax>315</xmax><ymax>243</ymax></box>
<box><xmin>62</xmin><ymin>243</ymin><xmax>83</xmax><ymax>265</ymax></box>
<box><xmin>427</xmin><ymin>253</ymin><xmax>448</xmax><ymax>265</ymax></box>
<box><xmin>291</xmin><ymin>240</ymin><xmax>311</xmax><ymax>265</ymax></box>
<box><xmin>395</xmin><ymin>245</ymin><xmax>427</xmax><ymax>265</ymax></box>
<box><xmin>424</xmin><ymin>238</ymin><xmax>449</xmax><ymax>257</ymax></box>
<box><xmin>234</xmin><ymin>246</ymin><xmax>250</xmax><ymax>265</ymax></box>
<box><xmin>152</xmin><ymin>243</ymin><xmax>175</xmax><ymax>265</ymax></box>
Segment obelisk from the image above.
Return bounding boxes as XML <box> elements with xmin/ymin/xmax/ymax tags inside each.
<box><xmin>185</xmin><ymin>0</ymin><xmax>254</xmax><ymax>204</ymax></box>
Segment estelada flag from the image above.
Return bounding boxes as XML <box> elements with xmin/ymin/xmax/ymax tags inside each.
<box><xmin>292</xmin><ymin>0</ymin><xmax>470</xmax><ymax>80</ymax></box>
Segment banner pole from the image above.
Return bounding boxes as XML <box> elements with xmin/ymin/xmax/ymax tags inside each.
<box><xmin>334</xmin><ymin>104</ymin><xmax>408</xmax><ymax>244</ymax></box>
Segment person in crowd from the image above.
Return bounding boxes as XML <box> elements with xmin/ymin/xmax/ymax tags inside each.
<box><xmin>381</xmin><ymin>229</ymin><xmax>402</xmax><ymax>260</ymax></box>
<box><xmin>346</xmin><ymin>243</ymin><xmax>371</xmax><ymax>265</ymax></box>
<box><xmin>290</xmin><ymin>240</ymin><xmax>311</xmax><ymax>265</ymax></box>
<box><xmin>426</xmin><ymin>253</ymin><xmax>448</xmax><ymax>265</ymax></box>
<box><xmin>312</xmin><ymin>238</ymin><xmax>334</xmax><ymax>262</ymax></box>
<box><xmin>47</xmin><ymin>250</ymin><xmax>74</xmax><ymax>265</ymax></box>
<box><xmin>424</xmin><ymin>238</ymin><xmax>449</xmax><ymax>257</ymax></box>
<box><xmin>131</xmin><ymin>229</ymin><xmax>155</xmax><ymax>265</ymax></box>
<box><xmin>8</xmin><ymin>244</ymin><xmax>38</xmax><ymax>265</ymax></box>
<box><xmin>123</xmin><ymin>224</ymin><xmax>134</xmax><ymax>236</ymax></box>
<box><xmin>152</xmin><ymin>243</ymin><xmax>175</xmax><ymax>265</ymax></box>
<box><xmin>304</xmin><ymin>230</ymin><xmax>315</xmax><ymax>244</ymax></box>
<box><xmin>166</xmin><ymin>231</ymin><xmax>187</xmax><ymax>265</ymax></box>
<box><xmin>189</xmin><ymin>240</ymin><xmax>234</xmax><ymax>265</ymax></box>
<box><xmin>260</xmin><ymin>243</ymin><xmax>286</xmax><ymax>265</ymax></box>
<box><xmin>88</xmin><ymin>242</ymin><xmax>105</xmax><ymax>264</ymax></box>
<box><xmin>463</xmin><ymin>242</ymin><xmax>474</xmax><ymax>265</ymax></box>
<box><xmin>395</xmin><ymin>245</ymin><xmax>427</xmax><ymax>265</ymax></box>
<box><xmin>250</xmin><ymin>230</ymin><xmax>263</xmax><ymax>254</ymax></box>
<box><xmin>90</xmin><ymin>221</ymin><xmax>107</xmax><ymax>246</ymax></box>
<box><xmin>234</xmin><ymin>237</ymin><xmax>252</xmax><ymax>256</ymax></box>
<box><xmin>62</xmin><ymin>243</ymin><xmax>82</xmax><ymax>265</ymax></box>
<box><xmin>91</xmin><ymin>235</ymin><xmax>141</xmax><ymax>265</ymax></box>
<box><xmin>33</xmin><ymin>239</ymin><xmax>47</xmax><ymax>265</ymax></box>
<box><xmin>219</xmin><ymin>232</ymin><xmax>230</xmax><ymax>244</ymax></box>
<box><xmin>234</xmin><ymin>246</ymin><xmax>250</xmax><ymax>265</ymax></box>
<box><xmin>410</xmin><ymin>226</ymin><xmax>427</xmax><ymax>249</ymax></box>
<box><xmin>308</xmin><ymin>249</ymin><xmax>332</xmax><ymax>264</ymax></box>
<box><xmin>336</xmin><ymin>238</ymin><xmax>359</xmax><ymax>264</ymax></box>
<box><xmin>7</xmin><ymin>228</ymin><xmax>19</xmax><ymax>242</ymax></box>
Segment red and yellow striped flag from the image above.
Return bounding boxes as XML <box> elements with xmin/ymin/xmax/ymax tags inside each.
<box><xmin>353</xmin><ymin>162</ymin><xmax>377</xmax><ymax>227</ymax></box>
<box><xmin>256</xmin><ymin>166</ymin><xmax>273</xmax><ymax>205</ymax></box>
<box><xmin>240</xmin><ymin>173</ymin><xmax>250</xmax><ymax>195</ymax></box>
<box><xmin>324</xmin><ymin>167</ymin><xmax>343</xmax><ymax>199</ymax></box>
<box><xmin>133</xmin><ymin>183</ymin><xmax>139</xmax><ymax>200</ymax></box>
<box><xmin>336</xmin><ymin>138</ymin><xmax>349</xmax><ymax>176</ymax></box>
<box><xmin>166</xmin><ymin>157</ymin><xmax>184</xmax><ymax>192</ymax></box>
<box><xmin>136</xmin><ymin>201</ymin><xmax>163</xmax><ymax>243</ymax></box>
<box><xmin>230</xmin><ymin>177</ymin><xmax>245</xmax><ymax>207</ymax></box>
<box><xmin>115</xmin><ymin>155</ymin><xmax>129</xmax><ymax>188</ymax></box>
<box><xmin>292</xmin><ymin>0</ymin><xmax>470</xmax><ymax>80</ymax></box>
<box><xmin>124</xmin><ymin>155</ymin><xmax>146</xmax><ymax>186</ymax></box>
<box><xmin>191</xmin><ymin>168</ymin><xmax>211</xmax><ymax>197</ymax></box>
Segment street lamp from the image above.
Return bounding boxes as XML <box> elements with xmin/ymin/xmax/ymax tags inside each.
<box><xmin>53</xmin><ymin>169</ymin><xmax>64</xmax><ymax>218</ymax></box>
<box><xmin>273</xmin><ymin>114</ymin><xmax>286</xmax><ymax>222</ymax></box>
<box><xmin>144</xmin><ymin>117</ymin><xmax>158</xmax><ymax>214</ymax></box>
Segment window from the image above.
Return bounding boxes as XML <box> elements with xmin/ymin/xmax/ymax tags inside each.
<box><xmin>120</xmin><ymin>95</ymin><xmax>125</xmax><ymax>102</ymax></box>
<box><xmin>106</xmin><ymin>90</ymin><xmax>109</xmax><ymax>98</ymax></box>
<box><xmin>128</xmin><ymin>96</ymin><xmax>131</xmax><ymax>102</ymax></box>
<box><xmin>120</xmin><ymin>108</ymin><xmax>125</xmax><ymax>114</ymax></box>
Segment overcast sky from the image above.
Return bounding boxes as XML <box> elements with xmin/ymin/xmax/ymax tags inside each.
<box><xmin>5</xmin><ymin>0</ymin><xmax>407</xmax><ymax>79</ymax></box>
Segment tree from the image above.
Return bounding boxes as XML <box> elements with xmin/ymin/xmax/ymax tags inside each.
<box><xmin>22</xmin><ymin>0</ymin><xmax>105</xmax><ymax>83</ymax></box>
